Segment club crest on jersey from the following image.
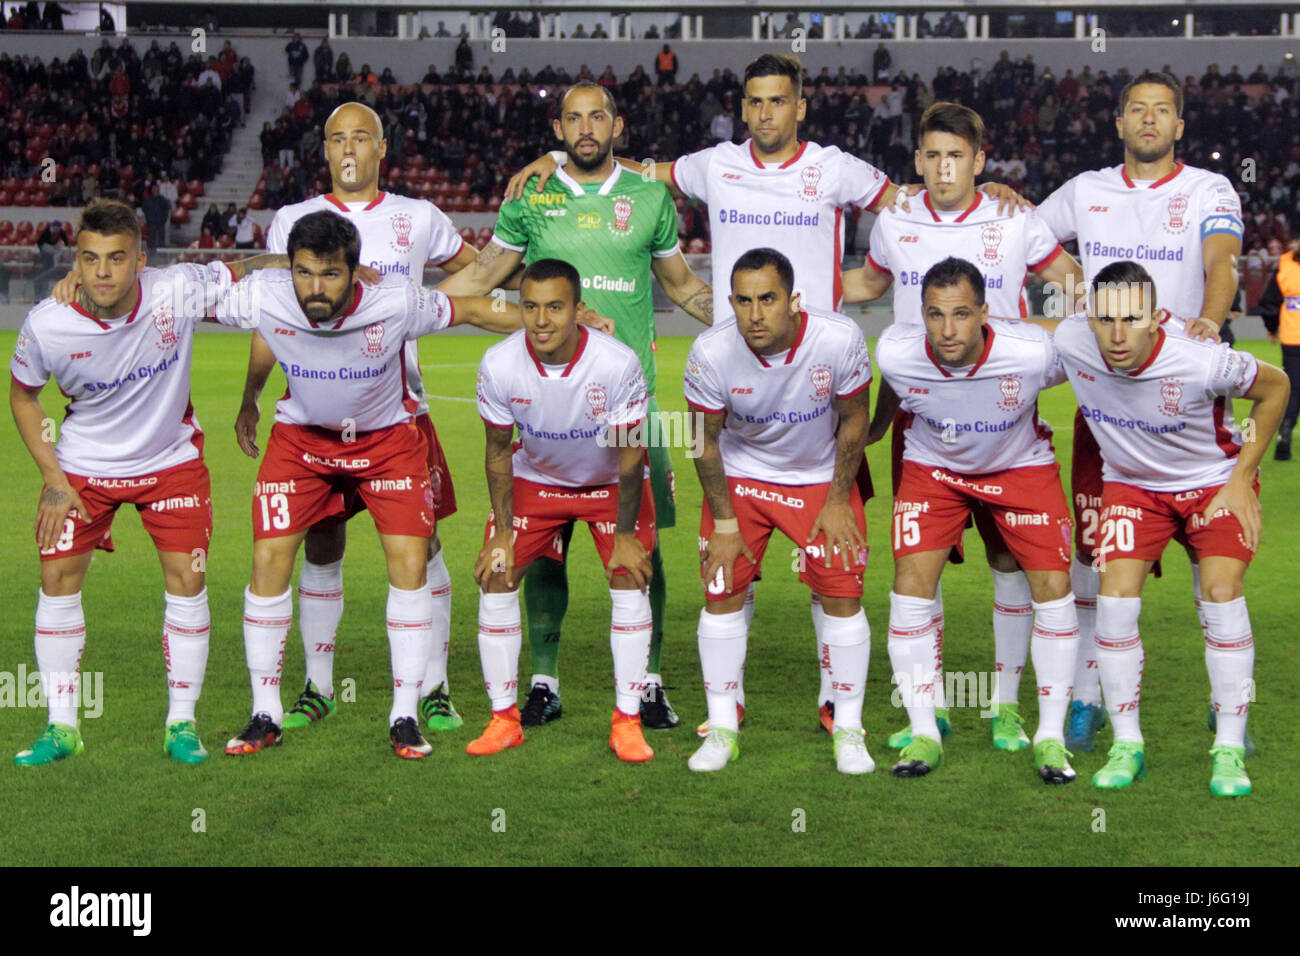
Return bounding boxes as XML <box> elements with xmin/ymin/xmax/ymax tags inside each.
<box><xmin>799</xmin><ymin>165</ymin><xmax>824</xmax><ymax>202</ymax></box>
<box><xmin>390</xmin><ymin>213</ymin><xmax>413</xmax><ymax>251</ymax></box>
<box><xmin>979</xmin><ymin>223</ymin><xmax>1005</xmax><ymax>266</ymax></box>
<box><xmin>996</xmin><ymin>374</ymin><xmax>1023</xmax><ymax>411</ymax></box>
<box><xmin>808</xmin><ymin>364</ymin><xmax>832</xmax><ymax>402</ymax></box>
<box><xmin>1157</xmin><ymin>377</ymin><xmax>1185</xmax><ymax>416</ymax></box>
<box><xmin>1164</xmin><ymin>194</ymin><xmax>1190</xmax><ymax>234</ymax></box>
<box><xmin>153</xmin><ymin>306</ymin><xmax>178</xmax><ymax>348</ymax></box>
<box><xmin>608</xmin><ymin>196</ymin><xmax>635</xmax><ymax>235</ymax></box>
<box><xmin>362</xmin><ymin>322</ymin><xmax>386</xmax><ymax>357</ymax></box>
<box><xmin>585</xmin><ymin>382</ymin><xmax>609</xmax><ymax>421</ymax></box>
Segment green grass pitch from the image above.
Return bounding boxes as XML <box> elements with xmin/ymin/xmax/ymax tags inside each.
<box><xmin>0</xmin><ymin>329</ymin><xmax>1296</xmax><ymax>866</ymax></box>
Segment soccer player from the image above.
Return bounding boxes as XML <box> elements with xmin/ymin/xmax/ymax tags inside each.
<box><xmin>8</xmin><ymin>199</ymin><xmax>277</xmax><ymax>765</ymax></box>
<box><xmin>875</xmin><ymin>258</ymin><xmax>1080</xmax><ymax>782</ymax></box>
<box><xmin>683</xmin><ymin>248</ymin><xmax>875</xmax><ymax>774</ymax></box>
<box><xmin>1054</xmin><ymin>262</ymin><xmax>1288</xmax><ymax>795</ymax></box>
<box><xmin>843</xmin><ymin>101</ymin><xmax>1084</xmax><ymax>753</ymax></box>
<box><xmin>440</xmin><ymin>81</ymin><xmax>712</xmax><ymax>731</ymax></box>
<box><xmin>1036</xmin><ymin>70</ymin><xmax>1245</xmax><ymax>752</ymax></box>
<box><xmin>506</xmin><ymin>54</ymin><xmax>1025</xmax><ymax>734</ymax></box>
<box><xmin>235</xmin><ymin>101</ymin><xmax>482</xmax><ymax>736</ymax></box>
<box><xmin>215</xmin><ymin>211</ymin><xmax>536</xmax><ymax>759</ymax></box>
<box><xmin>467</xmin><ymin>258</ymin><xmax>659</xmax><ymax>762</ymax></box>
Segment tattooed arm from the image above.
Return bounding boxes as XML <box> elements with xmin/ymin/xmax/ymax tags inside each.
<box><xmin>436</xmin><ymin>240</ymin><xmax>526</xmax><ymax>297</ymax></box>
<box><xmin>652</xmin><ymin>251</ymin><xmax>713</xmax><ymax>326</ymax></box>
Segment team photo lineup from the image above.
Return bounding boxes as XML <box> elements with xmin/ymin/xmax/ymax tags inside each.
<box><xmin>4</xmin><ymin>9</ymin><xmax>1299</xmax><ymax>877</ymax></box>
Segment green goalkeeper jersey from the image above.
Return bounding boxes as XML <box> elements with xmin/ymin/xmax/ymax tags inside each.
<box><xmin>493</xmin><ymin>164</ymin><xmax>680</xmax><ymax>395</ymax></box>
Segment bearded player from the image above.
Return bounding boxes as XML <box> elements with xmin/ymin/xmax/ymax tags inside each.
<box><xmin>440</xmin><ymin>82</ymin><xmax>711</xmax><ymax>732</ymax></box>
<box><xmin>1036</xmin><ymin>71</ymin><xmax>1245</xmax><ymax>752</ymax></box>
<box><xmin>1055</xmin><ymin>263</ymin><xmax>1287</xmax><ymax>794</ymax></box>
<box><xmin>235</xmin><ymin>101</ymin><xmax>491</xmax><ymax>736</ymax></box>
<box><xmin>842</xmin><ymin>101</ymin><xmax>1084</xmax><ymax>754</ymax></box>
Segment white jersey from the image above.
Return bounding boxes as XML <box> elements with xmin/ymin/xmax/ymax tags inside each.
<box><xmin>876</xmin><ymin>319</ymin><xmax>1064</xmax><ymax>473</ymax></box>
<box><xmin>213</xmin><ymin>271</ymin><xmax>454</xmax><ymax>432</ymax></box>
<box><xmin>866</xmin><ymin>191</ymin><xmax>1064</xmax><ymax>325</ymax></box>
<box><xmin>683</xmin><ymin>308</ymin><xmax>872</xmax><ymax>484</ymax></box>
<box><xmin>10</xmin><ymin>263</ymin><xmax>249</xmax><ymax>477</ymax></box>
<box><xmin>671</xmin><ymin>139</ymin><xmax>889</xmax><ymax>320</ymax></box>
<box><xmin>1037</xmin><ymin>163</ymin><xmax>1244</xmax><ymax>321</ymax></box>
<box><xmin>269</xmin><ymin>191</ymin><xmax>465</xmax><ymax>416</ymax></box>
<box><xmin>476</xmin><ymin>326</ymin><xmax>648</xmax><ymax>488</ymax></box>
<box><xmin>1054</xmin><ymin>315</ymin><xmax>1259</xmax><ymax>492</ymax></box>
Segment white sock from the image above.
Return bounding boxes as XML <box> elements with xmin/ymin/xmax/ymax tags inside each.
<box><xmin>421</xmin><ymin>550</ymin><xmax>452</xmax><ymax>695</ymax></box>
<box><xmin>480</xmin><ymin>590</ymin><xmax>523</xmax><ymax>711</ymax></box>
<box><xmin>737</xmin><ymin>583</ymin><xmax>755</xmax><ymax>706</ymax></box>
<box><xmin>1191</xmin><ymin>563</ymin><xmax>1209</xmax><ymax>639</ymax></box>
<box><xmin>699</xmin><ymin>608</ymin><xmax>747</xmax><ymax>732</ymax></box>
<box><xmin>812</xmin><ymin>592</ymin><xmax>833</xmax><ymax>707</ymax></box>
<box><xmin>34</xmin><ymin>590</ymin><xmax>87</xmax><ymax>728</ymax></box>
<box><xmin>1029</xmin><ymin>594</ymin><xmax>1080</xmax><ymax>745</ymax></box>
<box><xmin>888</xmin><ymin>591</ymin><xmax>940</xmax><ymax>741</ymax></box>
<box><xmin>386</xmin><ymin>584</ymin><xmax>434</xmax><ymax>725</ymax></box>
<box><xmin>822</xmin><ymin>607</ymin><xmax>869</xmax><ymax>731</ymax></box>
<box><xmin>1202</xmin><ymin>598</ymin><xmax>1255</xmax><ymax>749</ymax></box>
<box><xmin>297</xmin><ymin>559</ymin><xmax>342</xmax><ymax>698</ymax></box>
<box><xmin>992</xmin><ymin>569</ymin><xmax>1034</xmax><ymax>705</ymax></box>
<box><xmin>242</xmin><ymin>587</ymin><xmax>291</xmax><ymax>725</ymax></box>
<box><xmin>610</xmin><ymin>588</ymin><xmax>652</xmax><ymax>715</ymax></box>
<box><xmin>931</xmin><ymin>582</ymin><xmax>948</xmax><ymax>710</ymax></box>
<box><xmin>1095</xmin><ymin>595</ymin><xmax>1144</xmax><ymax>744</ymax></box>
<box><xmin>1070</xmin><ymin>555</ymin><xmax>1103</xmax><ymax>705</ymax></box>
<box><xmin>163</xmin><ymin>589</ymin><xmax>210</xmax><ymax>724</ymax></box>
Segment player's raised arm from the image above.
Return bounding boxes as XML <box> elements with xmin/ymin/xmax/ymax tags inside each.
<box><xmin>606</xmin><ymin>441</ymin><xmax>654</xmax><ymax>590</ymax></box>
<box><xmin>234</xmin><ymin>330</ymin><xmax>275</xmax><ymax>458</ymax></box>
<box><xmin>840</xmin><ymin>257</ymin><xmax>894</xmax><ymax>305</ymax></box>
<box><xmin>436</xmin><ymin>240</ymin><xmax>525</xmax><ymax>297</ymax></box>
<box><xmin>1036</xmin><ymin>247</ymin><xmax>1086</xmax><ymax>315</ymax></box>
<box><xmin>1201</xmin><ymin>360</ymin><xmax>1290</xmax><ymax>553</ymax></box>
<box><xmin>651</xmin><ymin>250</ymin><xmax>713</xmax><ymax>326</ymax></box>
<box><xmin>10</xmin><ymin>378</ymin><xmax>88</xmax><ymax>550</ymax></box>
<box><xmin>475</xmin><ymin>419</ymin><xmax>517</xmax><ymax>589</ymax></box>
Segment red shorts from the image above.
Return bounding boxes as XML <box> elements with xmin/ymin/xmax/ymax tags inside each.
<box><xmin>326</xmin><ymin>412</ymin><xmax>457</xmax><ymax>525</ymax></box>
<box><xmin>40</xmin><ymin>457</ymin><xmax>213</xmax><ymax>561</ymax></box>
<box><xmin>893</xmin><ymin>461</ymin><xmax>1073</xmax><ymax>572</ymax></box>
<box><xmin>485</xmin><ymin>476</ymin><xmax>656</xmax><ymax>572</ymax></box>
<box><xmin>700</xmin><ymin>476</ymin><xmax>868</xmax><ymax>601</ymax></box>
<box><xmin>253</xmin><ymin>422</ymin><xmax>434</xmax><ymax>540</ymax></box>
<box><xmin>1071</xmin><ymin>408</ymin><xmax>1105</xmax><ymax>559</ymax></box>
<box><xmin>1097</xmin><ymin>480</ymin><xmax>1259</xmax><ymax>565</ymax></box>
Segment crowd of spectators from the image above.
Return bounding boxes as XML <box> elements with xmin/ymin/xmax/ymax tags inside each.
<box><xmin>250</xmin><ymin>49</ymin><xmax>1297</xmax><ymax>263</ymax></box>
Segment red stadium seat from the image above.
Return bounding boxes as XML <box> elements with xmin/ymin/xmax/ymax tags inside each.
<box><xmin>62</xmin><ymin>222</ymin><xmax>74</xmax><ymax>242</ymax></box>
<box><xmin>0</xmin><ymin>190</ymin><xmax>11</xmax><ymax>206</ymax></box>
<box><xmin>188</xmin><ymin>178</ymin><xmax>204</xmax><ymax>197</ymax></box>
<box><xmin>488</xmin><ymin>196</ymin><xmax>502</xmax><ymax>212</ymax></box>
<box><xmin>171</xmin><ymin>207</ymin><xmax>190</xmax><ymax>225</ymax></box>
<box><xmin>217</xmin><ymin>234</ymin><xmax>235</xmax><ymax>249</ymax></box>
<box><xmin>418</xmin><ymin>181</ymin><xmax>437</xmax><ymax>199</ymax></box>
<box><xmin>475</xmin><ymin>227</ymin><xmax>493</xmax><ymax>247</ymax></box>
<box><xmin>687</xmin><ymin>238</ymin><xmax>706</xmax><ymax>254</ymax></box>
<box><xmin>459</xmin><ymin>227</ymin><xmax>476</xmax><ymax>244</ymax></box>
<box><xmin>421</xmin><ymin>167</ymin><xmax>438</xmax><ymax>183</ymax></box>
<box><xmin>454</xmin><ymin>182</ymin><xmax>470</xmax><ymax>198</ymax></box>
<box><xmin>248</xmin><ymin>192</ymin><xmax>265</xmax><ymax>210</ymax></box>
<box><xmin>407</xmin><ymin>154</ymin><xmax>425</xmax><ymax>171</ymax></box>
<box><xmin>180</xmin><ymin>193</ymin><xmax>198</xmax><ymax>210</ymax></box>
<box><xmin>468</xmin><ymin>195</ymin><xmax>485</xmax><ymax>211</ymax></box>
<box><xmin>12</xmin><ymin>190</ymin><xmax>31</xmax><ymax>206</ymax></box>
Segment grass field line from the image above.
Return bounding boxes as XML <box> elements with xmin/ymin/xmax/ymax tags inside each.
<box><xmin>427</xmin><ymin>394</ymin><xmax>476</xmax><ymax>403</ymax></box>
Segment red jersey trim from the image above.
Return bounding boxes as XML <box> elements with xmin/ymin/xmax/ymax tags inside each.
<box><xmin>866</xmin><ymin>251</ymin><xmax>891</xmax><ymax>275</ymax></box>
<box><xmin>525</xmin><ymin>324</ymin><xmax>588</xmax><ymax>377</ymax></box>
<box><xmin>1028</xmin><ymin>243</ymin><xmax>1065</xmax><ymax>273</ymax></box>
<box><xmin>612</xmin><ymin>416</ymin><xmax>646</xmax><ymax>431</ymax></box>
<box><xmin>923</xmin><ymin>190</ymin><xmax>983</xmax><ymax>223</ymax></box>
<box><xmin>324</xmin><ymin>191</ymin><xmax>387</xmax><ymax>211</ymax></box>
<box><xmin>1120</xmin><ymin>162</ymin><xmax>1184</xmax><ymax>190</ymax></box>
<box><xmin>864</xmin><ymin>176</ymin><xmax>891</xmax><ymax>211</ymax></box>
<box><xmin>1212</xmin><ymin>396</ymin><xmax>1241</xmax><ymax>458</ymax></box>
<box><xmin>832</xmin><ymin>207</ymin><xmax>844</xmax><ymax>309</ymax></box>
<box><xmin>924</xmin><ymin>324</ymin><xmax>995</xmax><ymax>377</ymax></box>
<box><xmin>753</xmin><ymin>310</ymin><xmax>809</xmax><ymax>367</ymax></box>
<box><xmin>749</xmin><ymin>140</ymin><xmax>808</xmax><ymax>169</ymax></box>
<box><xmin>328</xmin><ymin>282</ymin><xmax>365</xmax><ymax>329</ymax></box>
<box><xmin>669</xmin><ymin>158</ymin><xmax>683</xmax><ymax>193</ymax></box>
<box><xmin>10</xmin><ymin>370</ymin><xmax>43</xmax><ymax>391</ymax></box>
<box><xmin>837</xmin><ymin>378</ymin><xmax>872</xmax><ymax>400</ymax></box>
<box><xmin>71</xmin><ymin>280</ymin><xmax>143</xmax><ymax>327</ymax></box>
<box><xmin>481</xmin><ymin>416</ymin><xmax>514</xmax><ymax>430</ymax></box>
<box><xmin>1130</xmin><ymin>323</ymin><xmax>1166</xmax><ymax>375</ymax></box>
<box><xmin>433</xmin><ymin>236</ymin><xmax>467</xmax><ymax>268</ymax></box>
<box><xmin>685</xmin><ymin>398</ymin><xmax>725</xmax><ymax>414</ymax></box>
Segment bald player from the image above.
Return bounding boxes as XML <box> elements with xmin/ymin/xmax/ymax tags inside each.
<box><xmin>235</xmin><ymin>102</ymin><xmax>483</xmax><ymax>735</ymax></box>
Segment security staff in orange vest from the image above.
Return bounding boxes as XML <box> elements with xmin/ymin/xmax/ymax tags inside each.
<box><xmin>655</xmin><ymin>44</ymin><xmax>677</xmax><ymax>87</ymax></box>
<box><xmin>1258</xmin><ymin>243</ymin><xmax>1300</xmax><ymax>460</ymax></box>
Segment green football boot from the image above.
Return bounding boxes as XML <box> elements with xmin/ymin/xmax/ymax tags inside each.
<box><xmin>891</xmin><ymin>734</ymin><xmax>943</xmax><ymax>777</ymax></box>
<box><xmin>886</xmin><ymin>708</ymin><xmax>952</xmax><ymax>749</ymax></box>
<box><xmin>14</xmin><ymin>722</ymin><xmax>84</xmax><ymax>766</ymax></box>
<box><xmin>420</xmin><ymin>683</ymin><xmax>464</xmax><ymax>731</ymax></box>
<box><xmin>164</xmin><ymin>720</ymin><xmax>209</xmax><ymax>764</ymax></box>
<box><xmin>1208</xmin><ymin>745</ymin><xmax>1251</xmax><ymax>797</ymax></box>
<box><xmin>1092</xmin><ymin>740</ymin><xmax>1146</xmax><ymax>789</ymax></box>
<box><xmin>990</xmin><ymin>703</ymin><xmax>1031</xmax><ymax>751</ymax></box>
<box><xmin>1033</xmin><ymin>738</ymin><xmax>1076</xmax><ymax>784</ymax></box>
<box><xmin>282</xmin><ymin>680</ymin><xmax>337</xmax><ymax>729</ymax></box>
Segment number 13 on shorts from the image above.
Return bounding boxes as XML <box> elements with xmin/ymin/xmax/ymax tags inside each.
<box><xmin>258</xmin><ymin>492</ymin><xmax>290</xmax><ymax>532</ymax></box>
